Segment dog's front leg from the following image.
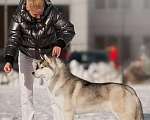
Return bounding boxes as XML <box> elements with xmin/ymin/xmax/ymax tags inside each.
<box><xmin>63</xmin><ymin>110</ymin><xmax>74</xmax><ymax>120</ymax></box>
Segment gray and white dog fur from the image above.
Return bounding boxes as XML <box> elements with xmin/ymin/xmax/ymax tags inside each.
<box><xmin>33</xmin><ymin>55</ymin><xmax>144</xmax><ymax>120</ymax></box>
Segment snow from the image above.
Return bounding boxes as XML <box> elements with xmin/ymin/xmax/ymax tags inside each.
<box><xmin>69</xmin><ymin>60</ymin><xmax>122</xmax><ymax>83</ymax></box>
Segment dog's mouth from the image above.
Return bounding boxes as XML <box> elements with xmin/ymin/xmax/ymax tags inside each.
<box><xmin>32</xmin><ymin>72</ymin><xmax>45</xmax><ymax>78</ymax></box>
<box><xmin>37</xmin><ymin>75</ymin><xmax>44</xmax><ymax>78</ymax></box>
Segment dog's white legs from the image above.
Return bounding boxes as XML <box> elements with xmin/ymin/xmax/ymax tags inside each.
<box><xmin>63</xmin><ymin>110</ymin><xmax>74</xmax><ymax>120</ymax></box>
<box><xmin>111</xmin><ymin>108</ymin><xmax>136</xmax><ymax>120</ymax></box>
<box><xmin>118</xmin><ymin>115</ymin><xmax>136</xmax><ymax>120</ymax></box>
<box><xmin>46</xmin><ymin>87</ymin><xmax>64</xmax><ymax>120</ymax></box>
<box><xmin>112</xmin><ymin>110</ymin><xmax>136</xmax><ymax>120</ymax></box>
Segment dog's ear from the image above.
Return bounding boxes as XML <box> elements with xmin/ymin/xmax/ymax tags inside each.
<box><xmin>40</xmin><ymin>55</ymin><xmax>44</xmax><ymax>60</ymax></box>
<box><xmin>44</xmin><ymin>54</ymin><xmax>50</xmax><ymax>63</ymax></box>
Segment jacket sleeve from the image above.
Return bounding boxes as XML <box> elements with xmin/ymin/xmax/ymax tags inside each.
<box><xmin>51</xmin><ymin>6</ymin><xmax>75</xmax><ymax>48</ymax></box>
<box><xmin>4</xmin><ymin>13</ymin><xmax>22</xmax><ymax>61</ymax></box>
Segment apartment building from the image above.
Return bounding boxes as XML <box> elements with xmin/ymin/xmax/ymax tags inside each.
<box><xmin>71</xmin><ymin>0</ymin><xmax>150</xmax><ymax>63</ymax></box>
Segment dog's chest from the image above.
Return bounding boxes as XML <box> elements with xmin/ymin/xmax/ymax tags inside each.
<box><xmin>53</xmin><ymin>95</ymin><xmax>65</xmax><ymax>109</ymax></box>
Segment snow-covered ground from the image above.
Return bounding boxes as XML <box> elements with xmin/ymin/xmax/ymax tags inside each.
<box><xmin>0</xmin><ymin>85</ymin><xmax>150</xmax><ymax>120</ymax></box>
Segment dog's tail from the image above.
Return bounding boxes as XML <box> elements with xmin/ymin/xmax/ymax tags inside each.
<box><xmin>125</xmin><ymin>86</ymin><xmax>144</xmax><ymax>120</ymax></box>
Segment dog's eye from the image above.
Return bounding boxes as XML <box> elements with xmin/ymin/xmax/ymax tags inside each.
<box><xmin>41</xmin><ymin>67</ymin><xmax>44</xmax><ymax>69</ymax></box>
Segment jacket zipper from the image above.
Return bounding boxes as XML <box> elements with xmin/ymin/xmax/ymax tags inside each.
<box><xmin>35</xmin><ymin>22</ymin><xmax>39</xmax><ymax>59</ymax></box>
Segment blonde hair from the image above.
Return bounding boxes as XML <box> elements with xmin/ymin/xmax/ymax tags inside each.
<box><xmin>26</xmin><ymin>0</ymin><xmax>45</xmax><ymax>10</ymax></box>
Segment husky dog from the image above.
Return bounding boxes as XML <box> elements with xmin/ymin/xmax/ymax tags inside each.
<box><xmin>33</xmin><ymin>55</ymin><xmax>144</xmax><ymax>120</ymax></box>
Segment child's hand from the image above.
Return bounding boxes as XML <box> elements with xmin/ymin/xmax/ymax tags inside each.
<box><xmin>4</xmin><ymin>62</ymin><xmax>12</xmax><ymax>73</ymax></box>
<box><xmin>52</xmin><ymin>46</ymin><xmax>61</xmax><ymax>57</ymax></box>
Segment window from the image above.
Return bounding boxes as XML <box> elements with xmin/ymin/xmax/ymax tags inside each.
<box><xmin>120</xmin><ymin>36</ymin><xmax>131</xmax><ymax>61</ymax></box>
<box><xmin>122</xmin><ymin>0</ymin><xmax>131</xmax><ymax>9</ymax></box>
<box><xmin>107</xmin><ymin>36</ymin><xmax>118</xmax><ymax>45</ymax></box>
<box><xmin>144</xmin><ymin>0</ymin><xmax>150</xmax><ymax>9</ymax></box>
<box><xmin>95</xmin><ymin>36</ymin><xmax>118</xmax><ymax>50</ymax></box>
<box><xmin>95</xmin><ymin>0</ymin><xmax>106</xmax><ymax>9</ymax></box>
<box><xmin>143</xmin><ymin>36</ymin><xmax>150</xmax><ymax>55</ymax></box>
<box><xmin>95</xmin><ymin>36</ymin><xmax>105</xmax><ymax>50</ymax></box>
<box><xmin>109</xmin><ymin>0</ymin><xmax>118</xmax><ymax>9</ymax></box>
<box><xmin>95</xmin><ymin>0</ymin><xmax>132</xmax><ymax>10</ymax></box>
<box><xmin>95</xmin><ymin>35</ymin><xmax>131</xmax><ymax>62</ymax></box>
<box><xmin>144</xmin><ymin>36</ymin><xmax>150</xmax><ymax>44</ymax></box>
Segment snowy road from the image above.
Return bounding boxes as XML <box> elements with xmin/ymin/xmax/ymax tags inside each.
<box><xmin>0</xmin><ymin>85</ymin><xmax>150</xmax><ymax>120</ymax></box>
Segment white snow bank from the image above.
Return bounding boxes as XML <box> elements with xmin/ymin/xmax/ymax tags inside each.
<box><xmin>69</xmin><ymin>60</ymin><xmax>122</xmax><ymax>83</ymax></box>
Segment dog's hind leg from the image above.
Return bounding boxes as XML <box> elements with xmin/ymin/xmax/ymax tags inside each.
<box><xmin>117</xmin><ymin>114</ymin><xmax>136</xmax><ymax>120</ymax></box>
<box><xmin>62</xmin><ymin>110</ymin><xmax>74</xmax><ymax>120</ymax></box>
<box><xmin>110</xmin><ymin>105</ymin><xmax>136</xmax><ymax>120</ymax></box>
<box><xmin>109</xmin><ymin>101</ymin><xmax>136</xmax><ymax>120</ymax></box>
<box><xmin>111</xmin><ymin>110</ymin><xmax>136</xmax><ymax>120</ymax></box>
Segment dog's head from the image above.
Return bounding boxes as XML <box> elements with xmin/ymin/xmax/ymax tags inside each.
<box><xmin>32</xmin><ymin>54</ymin><xmax>63</xmax><ymax>80</ymax></box>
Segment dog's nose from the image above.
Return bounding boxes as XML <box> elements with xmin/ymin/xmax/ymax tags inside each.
<box><xmin>32</xmin><ymin>72</ymin><xmax>35</xmax><ymax>75</ymax></box>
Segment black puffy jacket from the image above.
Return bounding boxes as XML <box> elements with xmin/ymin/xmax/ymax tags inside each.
<box><xmin>4</xmin><ymin>0</ymin><xmax>75</xmax><ymax>61</ymax></box>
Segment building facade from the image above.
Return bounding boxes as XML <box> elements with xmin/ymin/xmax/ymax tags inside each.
<box><xmin>87</xmin><ymin>0</ymin><xmax>150</xmax><ymax>63</ymax></box>
<box><xmin>71</xmin><ymin>0</ymin><xmax>150</xmax><ymax>64</ymax></box>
